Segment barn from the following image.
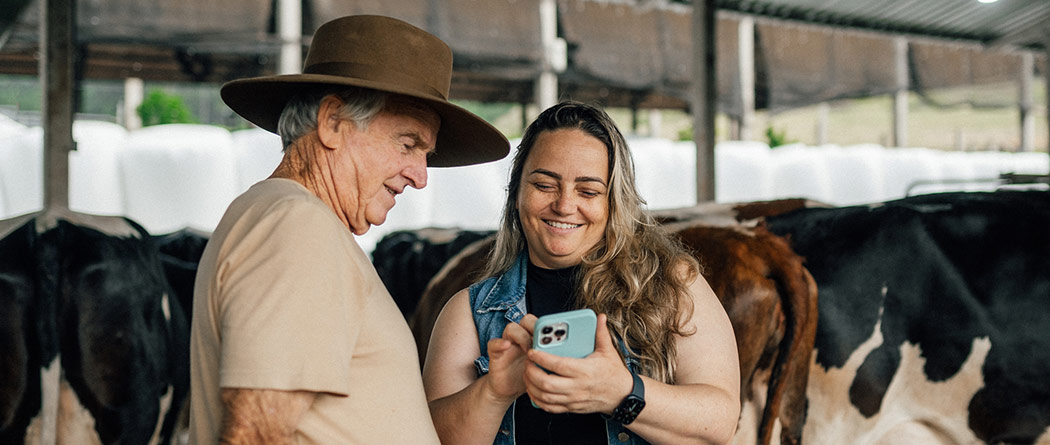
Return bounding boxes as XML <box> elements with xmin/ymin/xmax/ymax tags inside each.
<box><xmin>2</xmin><ymin>0</ymin><xmax>1049</xmax><ymax>443</ymax></box>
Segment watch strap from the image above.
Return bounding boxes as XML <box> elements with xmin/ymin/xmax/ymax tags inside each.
<box><xmin>607</xmin><ymin>369</ymin><xmax>646</xmax><ymax>425</ymax></box>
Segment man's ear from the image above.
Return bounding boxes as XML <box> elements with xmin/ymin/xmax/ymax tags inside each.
<box><xmin>317</xmin><ymin>95</ymin><xmax>349</xmax><ymax>150</ymax></box>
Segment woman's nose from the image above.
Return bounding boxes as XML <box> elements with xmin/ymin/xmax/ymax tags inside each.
<box><xmin>551</xmin><ymin>191</ymin><xmax>575</xmax><ymax>214</ymax></box>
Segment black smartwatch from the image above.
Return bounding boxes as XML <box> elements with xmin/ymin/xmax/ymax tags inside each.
<box><xmin>607</xmin><ymin>370</ymin><xmax>646</xmax><ymax>425</ymax></box>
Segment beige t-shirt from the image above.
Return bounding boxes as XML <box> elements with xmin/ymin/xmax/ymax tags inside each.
<box><xmin>188</xmin><ymin>178</ymin><xmax>439</xmax><ymax>444</ymax></box>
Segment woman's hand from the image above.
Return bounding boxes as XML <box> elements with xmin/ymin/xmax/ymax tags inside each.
<box><xmin>523</xmin><ymin>313</ymin><xmax>633</xmax><ymax>414</ymax></box>
<box><xmin>483</xmin><ymin>314</ymin><xmax>538</xmax><ymax>403</ymax></box>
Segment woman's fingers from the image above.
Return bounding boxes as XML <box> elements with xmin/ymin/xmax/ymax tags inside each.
<box><xmin>502</xmin><ymin>322</ymin><xmax>532</xmax><ymax>351</ymax></box>
<box><xmin>519</xmin><ymin>314</ymin><xmax>538</xmax><ymax>334</ymax></box>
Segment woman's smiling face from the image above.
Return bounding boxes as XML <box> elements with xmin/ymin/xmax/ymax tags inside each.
<box><xmin>517</xmin><ymin>128</ymin><xmax>610</xmax><ymax>269</ymax></box>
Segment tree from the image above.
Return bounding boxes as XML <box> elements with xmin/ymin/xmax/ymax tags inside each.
<box><xmin>136</xmin><ymin>90</ymin><xmax>196</xmax><ymax>126</ymax></box>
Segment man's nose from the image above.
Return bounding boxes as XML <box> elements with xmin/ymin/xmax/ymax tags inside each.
<box><xmin>405</xmin><ymin>157</ymin><xmax>428</xmax><ymax>190</ymax></box>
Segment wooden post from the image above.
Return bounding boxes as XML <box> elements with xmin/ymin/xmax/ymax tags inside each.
<box><xmin>521</xmin><ymin>101</ymin><xmax>529</xmax><ymax>134</ymax></box>
<box><xmin>278</xmin><ymin>0</ymin><xmax>302</xmax><ymax>74</ymax></box>
<box><xmin>816</xmin><ymin>102</ymin><xmax>829</xmax><ymax>145</ymax></box>
<box><xmin>1020</xmin><ymin>52</ymin><xmax>1034</xmax><ymax>152</ymax></box>
<box><xmin>691</xmin><ymin>0</ymin><xmax>717</xmax><ymax>202</ymax></box>
<box><xmin>738</xmin><ymin>16</ymin><xmax>755</xmax><ymax>141</ymax></box>
<box><xmin>893</xmin><ymin>36</ymin><xmax>908</xmax><ymax>148</ymax></box>
<box><xmin>39</xmin><ymin>4</ymin><xmax>73</xmax><ymax>443</ymax></box>
<box><xmin>648</xmin><ymin>109</ymin><xmax>662</xmax><ymax>138</ymax></box>
<box><xmin>123</xmin><ymin>77</ymin><xmax>143</xmax><ymax>130</ymax></box>
<box><xmin>41</xmin><ymin>0</ymin><xmax>73</xmax><ymax>213</ymax></box>
<box><xmin>535</xmin><ymin>0</ymin><xmax>560</xmax><ymax>114</ymax></box>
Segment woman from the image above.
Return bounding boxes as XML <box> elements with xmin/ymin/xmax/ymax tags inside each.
<box><xmin>423</xmin><ymin>102</ymin><xmax>740</xmax><ymax>445</ymax></box>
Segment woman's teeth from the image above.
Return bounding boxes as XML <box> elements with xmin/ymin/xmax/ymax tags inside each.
<box><xmin>546</xmin><ymin>220</ymin><xmax>580</xmax><ymax>229</ymax></box>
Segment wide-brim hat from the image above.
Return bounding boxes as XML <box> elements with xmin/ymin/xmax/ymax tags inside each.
<box><xmin>221</xmin><ymin>15</ymin><xmax>509</xmax><ymax>167</ymax></box>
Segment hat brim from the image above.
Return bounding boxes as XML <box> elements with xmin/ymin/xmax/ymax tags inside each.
<box><xmin>221</xmin><ymin>74</ymin><xmax>509</xmax><ymax>168</ymax></box>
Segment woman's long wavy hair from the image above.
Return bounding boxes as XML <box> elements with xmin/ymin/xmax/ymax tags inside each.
<box><xmin>483</xmin><ymin>101</ymin><xmax>699</xmax><ymax>383</ymax></box>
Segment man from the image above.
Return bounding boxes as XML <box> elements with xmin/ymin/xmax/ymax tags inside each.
<box><xmin>188</xmin><ymin>15</ymin><xmax>508</xmax><ymax>444</ymax></box>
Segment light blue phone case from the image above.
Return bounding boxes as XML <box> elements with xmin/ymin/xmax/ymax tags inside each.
<box><xmin>530</xmin><ymin>309</ymin><xmax>597</xmax><ymax>408</ymax></box>
<box><xmin>532</xmin><ymin>308</ymin><xmax>597</xmax><ymax>359</ymax></box>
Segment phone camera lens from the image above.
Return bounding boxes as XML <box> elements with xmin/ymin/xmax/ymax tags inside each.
<box><xmin>542</xmin><ymin>326</ymin><xmax>553</xmax><ymax>334</ymax></box>
<box><xmin>541</xmin><ymin>337</ymin><xmax>552</xmax><ymax>345</ymax></box>
<box><xmin>554</xmin><ymin>329</ymin><xmax>566</xmax><ymax>337</ymax></box>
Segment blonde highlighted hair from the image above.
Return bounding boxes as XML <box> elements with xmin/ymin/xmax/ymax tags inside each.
<box><xmin>484</xmin><ymin>101</ymin><xmax>699</xmax><ymax>383</ymax></box>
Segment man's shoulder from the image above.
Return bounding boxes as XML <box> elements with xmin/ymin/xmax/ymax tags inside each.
<box><xmin>225</xmin><ymin>179</ymin><xmax>334</xmax><ymax>228</ymax></box>
<box><xmin>236</xmin><ymin>178</ymin><xmax>319</xmax><ymax>209</ymax></box>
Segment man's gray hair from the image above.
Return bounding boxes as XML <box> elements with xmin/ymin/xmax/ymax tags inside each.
<box><xmin>276</xmin><ymin>86</ymin><xmax>389</xmax><ymax>149</ymax></box>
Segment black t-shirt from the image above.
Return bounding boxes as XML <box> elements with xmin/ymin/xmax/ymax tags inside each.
<box><xmin>513</xmin><ymin>261</ymin><xmax>605</xmax><ymax>445</ymax></box>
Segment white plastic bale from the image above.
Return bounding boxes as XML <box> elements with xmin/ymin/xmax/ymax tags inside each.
<box><xmin>0</xmin><ymin>117</ymin><xmax>30</xmax><ymax>216</ymax></box>
<box><xmin>0</xmin><ymin>127</ymin><xmax>44</xmax><ymax>218</ymax></box>
<box><xmin>121</xmin><ymin>124</ymin><xmax>238</xmax><ymax>234</ymax></box>
<box><xmin>630</xmin><ymin>137</ymin><xmax>697</xmax><ymax>209</ymax></box>
<box><xmin>667</xmin><ymin>141</ymin><xmax>700</xmax><ymax>205</ymax></box>
<box><xmin>938</xmin><ymin>151</ymin><xmax>982</xmax><ymax>192</ymax></box>
<box><xmin>1002</xmin><ymin>152</ymin><xmax>1049</xmax><ymax>176</ymax></box>
<box><xmin>824</xmin><ymin>144</ymin><xmax>887</xmax><ymax>205</ymax></box>
<box><xmin>0</xmin><ymin>113</ymin><xmax>27</xmax><ymax>140</ymax></box>
<box><xmin>426</xmin><ymin>148</ymin><xmax>513</xmax><ymax>229</ymax></box>
<box><xmin>768</xmin><ymin>144</ymin><xmax>834</xmax><ymax>203</ymax></box>
<box><xmin>882</xmin><ymin>147</ymin><xmax>946</xmax><ymax>199</ymax></box>
<box><xmin>69</xmin><ymin>121</ymin><xmax>128</xmax><ymax>216</ymax></box>
<box><xmin>231</xmin><ymin>128</ymin><xmax>284</xmax><ymax>193</ymax></box>
<box><xmin>715</xmin><ymin>140</ymin><xmax>773</xmax><ymax>203</ymax></box>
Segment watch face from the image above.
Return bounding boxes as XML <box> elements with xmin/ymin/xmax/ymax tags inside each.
<box><xmin>623</xmin><ymin>396</ymin><xmax>645</xmax><ymax>414</ymax></box>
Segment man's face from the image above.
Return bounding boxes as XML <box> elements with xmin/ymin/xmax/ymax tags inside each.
<box><xmin>334</xmin><ymin>97</ymin><xmax>440</xmax><ymax>235</ymax></box>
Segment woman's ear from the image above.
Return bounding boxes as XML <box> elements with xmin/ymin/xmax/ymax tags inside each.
<box><xmin>317</xmin><ymin>95</ymin><xmax>349</xmax><ymax>150</ymax></box>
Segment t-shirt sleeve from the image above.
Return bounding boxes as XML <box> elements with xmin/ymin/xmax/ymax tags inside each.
<box><xmin>215</xmin><ymin>198</ymin><xmax>363</xmax><ymax>396</ymax></box>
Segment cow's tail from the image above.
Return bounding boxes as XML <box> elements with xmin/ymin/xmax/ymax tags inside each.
<box><xmin>757</xmin><ymin>229</ymin><xmax>819</xmax><ymax>445</ymax></box>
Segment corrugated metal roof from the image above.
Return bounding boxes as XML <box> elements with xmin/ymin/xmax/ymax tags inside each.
<box><xmin>0</xmin><ymin>0</ymin><xmax>1046</xmax><ymax>108</ymax></box>
<box><xmin>706</xmin><ymin>0</ymin><xmax>1050</xmax><ymax>50</ymax></box>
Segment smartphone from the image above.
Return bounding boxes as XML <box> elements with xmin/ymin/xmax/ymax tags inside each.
<box><xmin>532</xmin><ymin>308</ymin><xmax>597</xmax><ymax>359</ymax></box>
<box><xmin>530</xmin><ymin>309</ymin><xmax>597</xmax><ymax>408</ymax></box>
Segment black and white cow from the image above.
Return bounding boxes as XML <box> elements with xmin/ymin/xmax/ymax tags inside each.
<box><xmin>0</xmin><ymin>215</ymin><xmax>46</xmax><ymax>444</ymax></box>
<box><xmin>767</xmin><ymin>190</ymin><xmax>1050</xmax><ymax>444</ymax></box>
<box><xmin>371</xmin><ymin>228</ymin><xmax>494</xmax><ymax>318</ymax></box>
<box><xmin>0</xmin><ymin>213</ymin><xmax>190</xmax><ymax>444</ymax></box>
<box><xmin>153</xmin><ymin>227</ymin><xmax>211</xmax><ymax>326</ymax></box>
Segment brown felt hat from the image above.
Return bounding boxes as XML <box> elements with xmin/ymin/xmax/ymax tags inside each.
<box><xmin>221</xmin><ymin>15</ymin><xmax>509</xmax><ymax>167</ymax></box>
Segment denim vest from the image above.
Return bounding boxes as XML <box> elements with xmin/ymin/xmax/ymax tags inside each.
<box><xmin>468</xmin><ymin>253</ymin><xmax>649</xmax><ymax>445</ymax></box>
